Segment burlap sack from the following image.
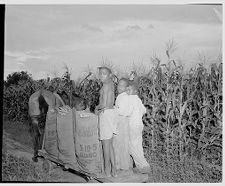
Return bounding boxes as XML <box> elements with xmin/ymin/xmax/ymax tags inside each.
<box><xmin>28</xmin><ymin>90</ymin><xmax>41</xmax><ymax>116</ymax></box>
<box><xmin>57</xmin><ymin>106</ymin><xmax>78</xmax><ymax>169</ymax></box>
<box><xmin>41</xmin><ymin>90</ymin><xmax>56</xmax><ymax>110</ymax></box>
<box><xmin>74</xmin><ymin>109</ymin><xmax>103</xmax><ymax>174</ymax></box>
<box><xmin>54</xmin><ymin>92</ymin><xmax>66</xmax><ymax>108</ymax></box>
<box><xmin>44</xmin><ymin>110</ymin><xmax>59</xmax><ymax>158</ymax></box>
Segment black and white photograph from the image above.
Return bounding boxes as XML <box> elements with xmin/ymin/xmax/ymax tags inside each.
<box><xmin>2</xmin><ymin>0</ymin><xmax>223</xmax><ymax>183</ymax></box>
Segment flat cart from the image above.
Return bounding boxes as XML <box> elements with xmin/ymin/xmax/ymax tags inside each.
<box><xmin>38</xmin><ymin>149</ymin><xmax>149</xmax><ymax>183</ymax></box>
<box><xmin>38</xmin><ymin>149</ymin><xmax>110</xmax><ymax>183</ymax></box>
<box><xmin>38</xmin><ymin>108</ymin><xmax>149</xmax><ymax>183</ymax></box>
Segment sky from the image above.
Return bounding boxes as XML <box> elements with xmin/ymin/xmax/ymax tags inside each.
<box><xmin>4</xmin><ymin>4</ymin><xmax>222</xmax><ymax>80</ymax></box>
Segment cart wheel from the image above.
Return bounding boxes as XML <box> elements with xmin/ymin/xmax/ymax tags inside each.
<box><xmin>42</xmin><ymin>159</ymin><xmax>50</xmax><ymax>174</ymax></box>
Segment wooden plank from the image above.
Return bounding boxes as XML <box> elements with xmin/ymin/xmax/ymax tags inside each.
<box><xmin>38</xmin><ymin>150</ymin><xmax>148</xmax><ymax>183</ymax></box>
<box><xmin>38</xmin><ymin>150</ymin><xmax>111</xmax><ymax>183</ymax></box>
<box><xmin>106</xmin><ymin>169</ymin><xmax>149</xmax><ymax>183</ymax></box>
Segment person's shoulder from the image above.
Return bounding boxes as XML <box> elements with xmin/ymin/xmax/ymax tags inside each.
<box><xmin>129</xmin><ymin>94</ymin><xmax>136</xmax><ymax>98</ymax></box>
<box><xmin>127</xmin><ymin>94</ymin><xmax>136</xmax><ymax>101</ymax></box>
<box><xmin>120</xmin><ymin>92</ymin><xmax>128</xmax><ymax>96</ymax></box>
<box><xmin>117</xmin><ymin>92</ymin><xmax>128</xmax><ymax>100</ymax></box>
<box><xmin>136</xmin><ymin>96</ymin><xmax>145</xmax><ymax>106</ymax></box>
<box><xmin>130</xmin><ymin>95</ymin><xmax>141</xmax><ymax>102</ymax></box>
<box><xmin>135</xmin><ymin>95</ymin><xmax>143</xmax><ymax>102</ymax></box>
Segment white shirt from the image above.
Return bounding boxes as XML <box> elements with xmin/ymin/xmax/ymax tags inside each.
<box><xmin>115</xmin><ymin>93</ymin><xmax>146</xmax><ymax>127</ymax></box>
<box><xmin>127</xmin><ymin>95</ymin><xmax>146</xmax><ymax>128</ymax></box>
<box><xmin>115</xmin><ymin>92</ymin><xmax>130</xmax><ymax>116</ymax></box>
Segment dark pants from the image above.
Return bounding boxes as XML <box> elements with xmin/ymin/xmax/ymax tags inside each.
<box><xmin>29</xmin><ymin>115</ymin><xmax>46</xmax><ymax>161</ymax></box>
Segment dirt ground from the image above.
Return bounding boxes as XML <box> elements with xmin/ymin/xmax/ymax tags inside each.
<box><xmin>2</xmin><ymin>131</ymin><xmax>95</xmax><ymax>183</ymax></box>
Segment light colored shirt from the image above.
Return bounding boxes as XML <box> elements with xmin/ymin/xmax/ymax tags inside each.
<box><xmin>115</xmin><ymin>92</ymin><xmax>130</xmax><ymax>116</ymax></box>
<box><xmin>128</xmin><ymin>95</ymin><xmax>146</xmax><ymax>128</ymax></box>
<box><xmin>115</xmin><ymin>93</ymin><xmax>146</xmax><ymax>127</ymax></box>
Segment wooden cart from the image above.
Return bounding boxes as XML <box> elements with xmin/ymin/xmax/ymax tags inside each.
<box><xmin>38</xmin><ymin>149</ymin><xmax>149</xmax><ymax>183</ymax></box>
<box><xmin>38</xmin><ymin>109</ymin><xmax>149</xmax><ymax>183</ymax></box>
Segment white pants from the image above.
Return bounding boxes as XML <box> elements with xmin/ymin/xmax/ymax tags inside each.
<box><xmin>113</xmin><ymin>116</ymin><xmax>132</xmax><ymax>170</ymax></box>
<box><xmin>129</xmin><ymin>124</ymin><xmax>149</xmax><ymax>168</ymax></box>
<box><xmin>99</xmin><ymin>109</ymin><xmax>117</xmax><ymax>140</ymax></box>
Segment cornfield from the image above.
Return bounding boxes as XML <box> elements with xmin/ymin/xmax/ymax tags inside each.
<box><xmin>138</xmin><ymin>59</ymin><xmax>222</xmax><ymax>182</ymax></box>
<box><xmin>3</xmin><ymin>55</ymin><xmax>222</xmax><ymax>182</ymax></box>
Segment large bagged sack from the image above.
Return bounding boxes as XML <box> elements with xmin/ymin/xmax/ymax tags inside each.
<box><xmin>29</xmin><ymin>90</ymin><xmax>61</xmax><ymax>117</ymax></box>
<box><xmin>57</xmin><ymin>106</ymin><xmax>78</xmax><ymax>169</ymax></box>
<box><xmin>54</xmin><ymin>92</ymin><xmax>65</xmax><ymax>108</ymax></box>
<box><xmin>41</xmin><ymin>89</ymin><xmax>56</xmax><ymax>110</ymax></box>
<box><xmin>28</xmin><ymin>90</ymin><xmax>42</xmax><ymax>116</ymax></box>
<box><xmin>44</xmin><ymin>110</ymin><xmax>59</xmax><ymax>158</ymax></box>
<box><xmin>74</xmin><ymin>109</ymin><xmax>103</xmax><ymax>174</ymax></box>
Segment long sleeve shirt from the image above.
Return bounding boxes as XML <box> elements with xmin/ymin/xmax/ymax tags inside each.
<box><xmin>115</xmin><ymin>92</ymin><xmax>132</xmax><ymax>116</ymax></box>
<box><xmin>127</xmin><ymin>95</ymin><xmax>146</xmax><ymax>128</ymax></box>
<box><xmin>115</xmin><ymin>93</ymin><xmax>146</xmax><ymax>128</ymax></box>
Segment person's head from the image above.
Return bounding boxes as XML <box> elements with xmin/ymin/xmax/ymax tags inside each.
<box><xmin>98</xmin><ymin>66</ymin><xmax>112</xmax><ymax>83</ymax></box>
<box><xmin>48</xmin><ymin>85</ymin><xmax>55</xmax><ymax>93</ymax></box>
<box><xmin>117</xmin><ymin>78</ymin><xmax>129</xmax><ymax>94</ymax></box>
<box><xmin>73</xmin><ymin>96</ymin><xmax>87</xmax><ymax>111</ymax></box>
<box><xmin>127</xmin><ymin>81</ymin><xmax>138</xmax><ymax>95</ymax></box>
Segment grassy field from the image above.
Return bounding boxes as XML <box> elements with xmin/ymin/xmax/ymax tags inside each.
<box><xmin>3</xmin><ymin>117</ymin><xmax>33</xmax><ymax>149</ymax></box>
<box><xmin>2</xmin><ymin>117</ymin><xmax>47</xmax><ymax>182</ymax></box>
<box><xmin>2</xmin><ymin>117</ymin><xmax>222</xmax><ymax>183</ymax></box>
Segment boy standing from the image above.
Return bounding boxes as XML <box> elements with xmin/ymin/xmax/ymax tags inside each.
<box><xmin>126</xmin><ymin>82</ymin><xmax>150</xmax><ymax>172</ymax></box>
<box><xmin>95</xmin><ymin>66</ymin><xmax>117</xmax><ymax>177</ymax></box>
<box><xmin>113</xmin><ymin>78</ymin><xmax>132</xmax><ymax>171</ymax></box>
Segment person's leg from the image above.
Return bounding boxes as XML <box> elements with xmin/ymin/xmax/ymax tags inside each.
<box><xmin>38</xmin><ymin>125</ymin><xmax>45</xmax><ymax>150</ymax></box>
<box><xmin>122</xmin><ymin>121</ymin><xmax>133</xmax><ymax>170</ymax></box>
<box><xmin>129</xmin><ymin>126</ymin><xmax>149</xmax><ymax>169</ymax></box>
<box><xmin>31</xmin><ymin>121</ymin><xmax>39</xmax><ymax>162</ymax></box>
<box><xmin>102</xmin><ymin>139</ymin><xmax>111</xmax><ymax>176</ymax></box>
<box><xmin>112</xmin><ymin>134</ymin><xmax>120</xmax><ymax>169</ymax></box>
<box><xmin>130</xmin><ymin>136</ymin><xmax>149</xmax><ymax>168</ymax></box>
<box><xmin>110</xmin><ymin>137</ymin><xmax>117</xmax><ymax>177</ymax></box>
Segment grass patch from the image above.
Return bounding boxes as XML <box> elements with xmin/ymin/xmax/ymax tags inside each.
<box><xmin>145</xmin><ymin>152</ymin><xmax>222</xmax><ymax>183</ymax></box>
<box><xmin>3</xmin><ymin>119</ymin><xmax>33</xmax><ymax>148</ymax></box>
<box><xmin>147</xmin><ymin>159</ymin><xmax>222</xmax><ymax>182</ymax></box>
<box><xmin>1</xmin><ymin>142</ymin><xmax>50</xmax><ymax>182</ymax></box>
